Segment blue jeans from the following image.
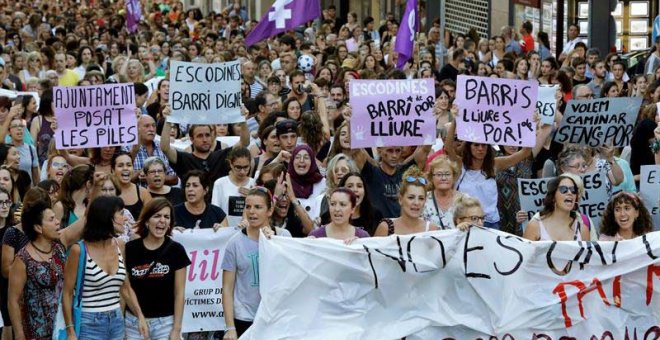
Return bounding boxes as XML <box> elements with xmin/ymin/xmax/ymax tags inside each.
<box><xmin>79</xmin><ymin>308</ymin><xmax>124</xmax><ymax>340</ymax></box>
<box><xmin>126</xmin><ymin>312</ymin><xmax>175</xmax><ymax>340</ymax></box>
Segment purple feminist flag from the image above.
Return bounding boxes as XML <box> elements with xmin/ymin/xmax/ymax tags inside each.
<box><xmin>126</xmin><ymin>0</ymin><xmax>142</xmax><ymax>33</ymax></box>
<box><xmin>395</xmin><ymin>0</ymin><xmax>418</xmax><ymax>69</ymax></box>
<box><xmin>245</xmin><ymin>0</ymin><xmax>321</xmax><ymax>46</ymax></box>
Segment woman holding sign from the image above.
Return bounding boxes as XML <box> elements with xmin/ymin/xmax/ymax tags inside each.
<box><xmin>523</xmin><ymin>173</ymin><xmax>590</xmax><ymax>241</ymax></box>
<box><xmin>599</xmin><ymin>192</ymin><xmax>653</xmax><ymax>241</ymax></box>
<box><xmin>222</xmin><ymin>188</ymin><xmax>291</xmax><ymax>339</ymax></box>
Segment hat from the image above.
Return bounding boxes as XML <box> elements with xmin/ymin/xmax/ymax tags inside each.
<box><xmin>341</xmin><ymin>58</ymin><xmax>358</xmax><ymax>70</ymax></box>
<box><xmin>275</xmin><ymin>119</ymin><xmax>298</xmax><ymax>137</ymax></box>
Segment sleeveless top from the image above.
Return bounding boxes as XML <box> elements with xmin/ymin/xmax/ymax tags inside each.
<box><xmin>124</xmin><ymin>184</ymin><xmax>144</xmax><ymax>220</ymax></box>
<box><xmin>81</xmin><ymin>241</ymin><xmax>127</xmax><ymax>312</ymax></box>
<box><xmin>535</xmin><ymin>215</ymin><xmax>582</xmax><ymax>241</ymax></box>
<box><xmin>456</xmin><ymin>166</ymin><xmax>500</xmax><ymax>223</ymax></box>
<box><xmin>382</xmin><ymin>218</ymin><xmax>430</xmax><ymax>236</ymax></box>
<box><xmin>34</xmin><ymin>116</ymin><xmax>54</xmax><ymax>164</ymax></box>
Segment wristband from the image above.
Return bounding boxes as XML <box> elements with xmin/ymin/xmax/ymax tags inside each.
<box><xmin>65</xmin><ymin>324</ymin><xmax>74</xmax><ymax>329</ymax></box>
<box><xmin>225</xmin><ymin>327</ymin><xmax>236</xmax><ymax>331</ymax></box>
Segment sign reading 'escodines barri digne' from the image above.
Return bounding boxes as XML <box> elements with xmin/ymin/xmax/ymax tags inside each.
<box><xmin>349</xmin><ymin>79</ymin><xmax>436</xmax><ymax>148</ymax></box>
<box><xmin>53</xmin><ymin>83</ymin><xmax>137</xmax><ymax>149</ymax></box>
<box><xmin>555</xmin><ymin>97</ymin><xmax>642</xmax><ymax>147</ymax></box>
<box><xmin>455</xmin><ymin>75</ymin><xmax>538</xmax><ymax>147</ymax></box>
<box><xmin>168</xmin><ymin>60</ymin><xmax>244</xmax><ymax>124</ymax></box>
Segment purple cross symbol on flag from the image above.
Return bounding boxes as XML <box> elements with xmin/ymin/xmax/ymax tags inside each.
<box><xmin>245</xmin><ymin>0</ymin><xmax>321</xmax><ymax>46</ymax></box>
<box><xmin>395</xmin><ymin>0</ymin><xmax>418</xmax><ymax>69</ymax></box>
<box><xmin>126</xmin><ymin>0</ymin><xmax>142</xmax><ymax>33</ymax></box>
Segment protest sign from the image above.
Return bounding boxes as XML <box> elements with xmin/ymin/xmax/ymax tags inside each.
<box><xmin>144</xmin><ymin>76</ymin><xmax>165</xmax><ymax>97</ymax></box>
<box><xmin>53</xmin><ymin>84</ymin><xmax>137</xmax><ymax>149</ymax></box>
<box><xmin>168</xmin><ymin>60</ymin><xmax>243</xmax><ymax>124</ymax></box>
<box><xmin>455</xmin><ymin>75</ymin><xmax>538</xmax><ymax>147</ymax></box>
<box><xmin>555</xmin><ymin>97</ymin><xmax>642</xmax><ymax>147</ymax></box>
<box><xmin>640</xmin><ymin>165</ymin><xmax>660</xmax><ymax>231</ymax></box>
<box><xmin>0</xmin><ymin>89</ymin><xmax>40</xmax><ymax>110</ymax></box>
<box><xmin>518</xmin><ymin>171</ymin><xmax>609</xmax><ymax>228</ymax></box>
<box><xmin>349</xmin><ymin>79</ymin><xmax>436</xmax><ymax>148</ymax></box>
<box><xmin>172</xmin><ymin>227</ymin><xmax>239</xmax><ymax>333</ymax></box>
<box><xmin>245</xmin><ymin>228</ymin><xmax>660</xmax><ymax>339</ymax></box>
<box><xmin>537</xmin><ymin>85</ymin><xmax>558</xmax><ymax>125</ymax></box>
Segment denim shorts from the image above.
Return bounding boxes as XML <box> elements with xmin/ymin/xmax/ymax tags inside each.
<box><xmin>126</xmin><ymin>311</ymin><xmax>176</xmax><ymax>340</ymax></box>
<box><xmin>79</xmin><ymin>308</ymin><xmax>124</xmax><ymax>340</ymax></box>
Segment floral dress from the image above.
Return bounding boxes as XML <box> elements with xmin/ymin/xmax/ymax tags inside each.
<box><xmin>16</xmin><ymin>242</ymin><xmax>66</xmax><ymax>340</ymax></box>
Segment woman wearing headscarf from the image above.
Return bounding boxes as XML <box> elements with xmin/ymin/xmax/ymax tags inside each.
<box><xmin>287</xmin><ymin>144</ymin><xmax>325</xmax><ymax>222</ymax></box>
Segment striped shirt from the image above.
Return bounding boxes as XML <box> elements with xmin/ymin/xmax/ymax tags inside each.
<box><xmin>81</xmin><ymin>246</ymin><xmax>126</xmax><ymax>312</ymax></box>
<box><xmin>248</xmin><ymin>80</ymin><xmax>264</xmax><ymax>99</ymax></box>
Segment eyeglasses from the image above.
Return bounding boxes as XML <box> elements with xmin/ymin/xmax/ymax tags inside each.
<box><xmin>294</xmin><ymin>155</ymin><xmax>311</xmax><ymax>162</ymax></box>
<box><xmin>558</xmin><ymin>185</ymin><xmax>577</xmax><ymax>195</ymax></box>
<box><xmin>432</xmin><ymin>172</ymin><xmax>452</xmax><ymax>179</ymax></box>
<box><xmin>51</xmin><ymin>161</ymin><xmax>68</xmax><ymax>169</ymax></box>
<box><xmin>232</xmin><ymin>164</ymin><xmax>250</xmax><ymax>172</ymax></box>
<box><xmin>405</xmin><ymin>176</ymin><xmax>428</xmax><ymax>185</ymax></box>
<box><xmin>461</xmin><ymin>215</ymin><xmax>484</xmax><ymax>223</ymax></box>
<box><xmin>566</xmin><ymin>163</ymin><xmax>588</xmax><ymax>171</ymax></box>
<box><xmin>147</xmin><ymin>169</ymin><xmax>164</xmax><ymax>175</ymax></box>
<box><xmin>0</xmin><ymin>200</ymin><xmax>11</xmax><ymax>207</ymax></box>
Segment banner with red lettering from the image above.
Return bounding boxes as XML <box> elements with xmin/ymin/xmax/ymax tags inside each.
<box><xmin>173</xmin><ymin>228</ymin><xmax>239</xmax><ymax>333</ymax></box>
<box><xmin>245</xmin><ymin>228</ymin><xmax>660</xmax><ymax>339</ymax></box>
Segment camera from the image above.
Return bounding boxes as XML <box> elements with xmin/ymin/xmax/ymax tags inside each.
<box><xmin>297</xmin><ymin>84</ymin><xmax>313</xmax><ymax>93</ymax></box>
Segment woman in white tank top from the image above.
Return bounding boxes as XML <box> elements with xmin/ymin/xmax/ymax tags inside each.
<box><xmin>374</xmin><ymin>167</ymin><xmax>439</xmax><ymax>236</ymax></box>
<box><xmin>523</xmin><ymin>174</ymin><xmax>590</xmax><ymax>241</ymax></box>
<box><xmin>61</xmin><ymin>196</ymin><xmax>149</xmax><ymax>340</ymax></box>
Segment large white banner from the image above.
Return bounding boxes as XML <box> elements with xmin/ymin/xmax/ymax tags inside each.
<box><xmin>245</xmin><ymin>228</ymin><xmax>660</xmax><ymax>339</ymax></box>
<box><xmin>172</xmin><ymin>228</ymin><xmax>239</xmax><ymax>333</ymax></box>
<box><xmin>168</xmin><ymin>60</ymin><xmax>244</xmax><ymax>124</ymax></box>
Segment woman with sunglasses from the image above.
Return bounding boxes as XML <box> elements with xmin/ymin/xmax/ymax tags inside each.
<box><xmin>211</xmin><ymin>147</ymin><xmax>255</xmax><ymax>227</ymax></box>
<box><xmin>524</xmin><ymin>173</ymin><xmax>590</xmax><ymax>241</ymax></box>
<box><xmin>45</xmin><ymin>154</ymin><xmax>69</xmax><ymax>184</ymax></box>
<box><xmin>599</xmin><ymin>192</ymin><xmax>653</xmax><ymax>241</ymax></box>
<box><xmin>375</xmin><ymin>167</ymin><xmax>439</xmax><ymax>236</ymax></box>
<box><xmin>222</xmin><ymin>188</ymin><xmax>290</xmax><ymax>340</ymax></box>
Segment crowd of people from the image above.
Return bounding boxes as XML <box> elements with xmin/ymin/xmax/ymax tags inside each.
<box><xmin>0</xmin><ymin>0</ymin><xmax>652</xmax><ymax>339</ymax></box>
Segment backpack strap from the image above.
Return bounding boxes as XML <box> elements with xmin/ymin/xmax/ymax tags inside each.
<box><xmin>580</xmin><ymin>213</ymin><xmax>591</xmax><ymax>231</ymax></box>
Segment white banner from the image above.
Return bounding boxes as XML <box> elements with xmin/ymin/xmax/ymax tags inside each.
<box><xmin>168</xmin><ymin>60</ymin><xmax>244</xmax><ymax>124</ymax></box>
<box><xmin>245</xmin><ymin>228</ymin><xmax>660</xmax><ymax>339</ymax></box>
<box><xmin>640</xmin><ymin>165</ymin><xmax>660</xmax><ymax>231</ymax></box>
<box><xmin>172</xmin><ymin>228</ymin><xmax>239</xmax><ymax>333</ymax></box>
<box><xmin>537</xmin><ymin>85</ymin><xmax>558</xmax><ymax>125</ymax></box>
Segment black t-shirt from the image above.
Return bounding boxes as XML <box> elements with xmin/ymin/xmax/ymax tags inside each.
<box><xmin>125</xmin><ymin>238</ymin><xmax>191</xmax><ymax>318</ymax></box>
<box><xmin>150</xmin><ymin>187</ymin><xmax>184</xmax><ymax>206</ymax></box>
<box><xmin>174</xmin><ymin>203</ymin><xmax>227</xmax><ymax>229</ymax></box>
<box><xmin>173</xmin><ymin>148</ymin><xmax>231</xmax><ymax>185</ymax></box>
<box><xmin>361</xmin><ymin>161</ymin><xmax>414</xmax><ymax>218</ymax></box>
<box><xmin>438</xmin><ymin>64</ymin><xmax>459</xmax><ymax>83</ymax></box>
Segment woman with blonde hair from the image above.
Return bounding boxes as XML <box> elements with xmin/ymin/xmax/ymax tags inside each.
<box><xmin>374</xmin><ymin>167</ymin><xmax>440</xmax><ymax>236</ymax></box>
<box><xmin>453</xmin><ymin>195</ymin><xmax>485</xmax><ymax>230</ymax></box>
<box><xmin>423</xmin><ymin>155</ymin><xmax>463</xmax><ymax>229</ymax></box>
<box><xmin>19</xmin><ymin>51</ymin><xmax>45</xmax><ymax>84</ymax></box>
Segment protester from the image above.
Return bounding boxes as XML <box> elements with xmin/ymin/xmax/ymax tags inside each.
<box><xmin>112</xmin><ymin>152</ymin><xmax>153</xmax><ymax>219</ymax></box>
<box><xmin>7</xmin><ymin>200</ymin><xmax>63</xmax><ymax>340</ymax></box>
<box><xmin>453</xmin><ymin>195</ymin><xmax>486</xmax><ymax>230</ymax></box>
<box><xmin>174</xmin><ymin>170</ymin><xmax>228</xmax><ymax>229</ymax></box>
<box><xmin>144</xmin><ymin>156</ymin><xmax>184</xmax><ymax>206</ymax></box>
<box><xmin>523</xmin><ymin>174</ymin><xmax>590</xmax><ymax>241</ymax></box>
<box><xmin>599</xmin><ymin>192</ymin><xmax>653</xmax><ymax>241</ymax></box>
<box><xmin>53</xmin><ymin>164</ymin><xmax>94</xmax><ymax>228</ymax></box>
<box><xmin>211</xmin><ymin>147</ymin><xmax>255</xmax><ymax>227</ymax></box>
<box><xmin>125</xmin><ymin>197</ymin><xmax>191</xmax><ymax>339</ymax></box>
<box><xmin>221</xmin><ymin>187</ymin><xmax>290</xmax><ymax>339</ymax></box>
<box><xmin>309</xmin><ymin>187</ymin><xmax>369</xmax><ymax>240</ymax></box>
<box><xmin>422</xmin><ymin>156</ymin><xmax>464</xmax><ymax>229</ymax></box>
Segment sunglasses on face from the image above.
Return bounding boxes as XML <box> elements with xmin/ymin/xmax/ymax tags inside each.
<box><xmin>558</xmin><ymin>185</ymin><xmax>577</xmax><ymax>195</ymax></box>
<box><xmin>405</xmin><ymin>176</ymin><xmax>427</xmax><ymax>186</ymax></box>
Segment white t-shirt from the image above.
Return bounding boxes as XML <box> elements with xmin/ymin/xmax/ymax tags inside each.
<box><xmin>211</xmin><ymin>176</ymin><xmax>256</xmax><ymax>227</ymax></box>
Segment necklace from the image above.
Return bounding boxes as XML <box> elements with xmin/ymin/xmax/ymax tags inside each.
<box><xmin>31</xmin><ymin>241</ymin><xmax>53</xmax><ymax>254</ymax></box>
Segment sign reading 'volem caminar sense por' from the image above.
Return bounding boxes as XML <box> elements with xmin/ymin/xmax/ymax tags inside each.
<box><xmin>53</xmin><ymin>83</ymin><xmax>137</xmax><ymax>149</ymax></box>
<box><xmin>349</xmin><ymin>78</ymin><xmax>436</xmax><ymax>148</ymax></box>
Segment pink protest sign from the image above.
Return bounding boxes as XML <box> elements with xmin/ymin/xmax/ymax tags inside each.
<box><xmin>53</xmin><ymin>83</ymin><xmax>137</xmax><ymax>149</ymax></box>
<box><xmin>349</xmin><ymin>79</ymin><xmax>436</xmax><ymax>149</ymax></box>
<box><xmin>455</xmin><ymin>75</ymin><xmax>538</xmax><ymax>147</ymax></box>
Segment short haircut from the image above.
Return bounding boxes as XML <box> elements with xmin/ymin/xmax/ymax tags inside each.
<box><xmin>21</xmin><ymin>199</ymin><xmax>51</xmax><ymax>241</ymax></box>
<box><xmin>183</xmin><ymin>169</ymin><xmax>210</xmax><ymax>189</ymax></box>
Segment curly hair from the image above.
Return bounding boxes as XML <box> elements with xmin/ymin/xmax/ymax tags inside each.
<box><xmin>298</xmin><ymin>111</ymin><xmax>324</xmax><ymax>152</ymax></box>
<box><xmin>539</xmin><ymin>174</ymin><xmax>584</xmax><ymax>227</ymax></box>
<box><xmin>599</xmin><ymin>192</ymin><xmax>653</xmax><ymax>238</ymax></box>
<box><xmin>400</xmin><ymin>166</ymin><xmax>428</xmax><ymax>196</ymax></box>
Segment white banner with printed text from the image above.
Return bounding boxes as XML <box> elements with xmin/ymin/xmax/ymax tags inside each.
<box><xmin>173</xmin><ymin>228</ymin><xmax>238</xmax><ymax>333</ymax></box>
<box><xmin>244</xmin><ymin>228</ymin><xmax>660</xmax><ymax>339</ymax></box>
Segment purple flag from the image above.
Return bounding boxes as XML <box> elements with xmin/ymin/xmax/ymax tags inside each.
<box><xmin>395</xmin><ymin>0</ymin><xmax>418</xmax><ymax>69</ymax></box>
<box><xmin>126</xmin><ymin>0</ymin><xmax>142</xmax><ymax>33</ymax></box>
<box><xmin>245</xmin><ymin>0</ymin><xmax>321</xmax><ymax>46</ymax></box>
